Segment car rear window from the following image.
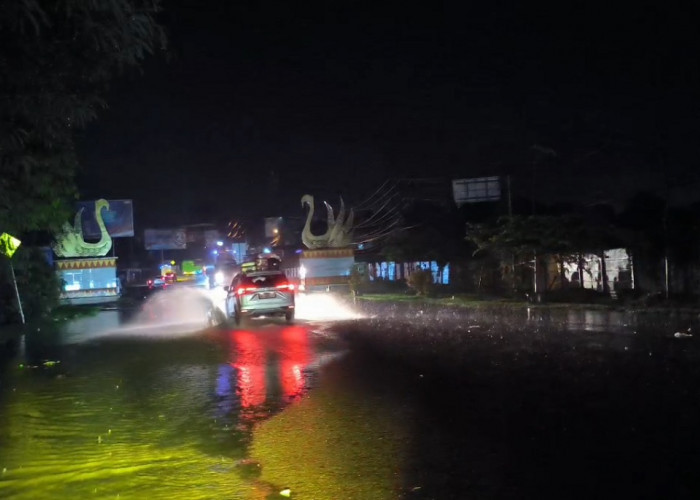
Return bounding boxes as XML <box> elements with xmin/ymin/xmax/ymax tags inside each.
<box><xmin>241</xmin><ymin>273</ymin><xmax>288</xmax><ymax>288</ymax></box>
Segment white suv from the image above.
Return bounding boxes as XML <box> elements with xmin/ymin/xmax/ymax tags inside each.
<box><xmin>224</xmin><ymin>271</ymin><xmax>295</xmax><ymax>324</ymax></box>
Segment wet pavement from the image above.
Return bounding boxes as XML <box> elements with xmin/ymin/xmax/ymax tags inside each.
<box><xmin>1</xmin><ymin>290</ymin><xmax>700</xmax><ymax>499</ymax></box>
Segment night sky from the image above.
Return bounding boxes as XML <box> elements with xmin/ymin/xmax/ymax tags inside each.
<box><xmin>76</xmin><ymin>0</ymin><xmax>700</xmax><ymax>230</ymax></box>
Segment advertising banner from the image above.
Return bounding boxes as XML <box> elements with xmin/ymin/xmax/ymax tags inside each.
<box><xmin>76</xmin><ymin>199</ymin><xmax>135</xmax><ymax>238</ymax></box>
<box><xmin>144</xmin><ymin>229</ymin><xmax>187</xmax><ymax>250</ymax></box>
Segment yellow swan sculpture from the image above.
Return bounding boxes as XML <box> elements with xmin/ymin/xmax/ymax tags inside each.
<box><xmin>301</xmin><ymin>194</ymin><xmax>354</xmax><ymax>249</ymax></box>
<box><xmin>52</xmin><ymin>199</ymin><xmax>113</xmax><ymax>257</ymax></box>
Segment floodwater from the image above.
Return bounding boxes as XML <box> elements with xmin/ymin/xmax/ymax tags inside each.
<box><xmin>0</xmin><ymin>288</ymin><xmax>398</xmax><ymax>500</ymax></box>
<box><xmin>2</xmin><ymin>289</ymin><xmax>700</xmax><ymax>499</ymax></box>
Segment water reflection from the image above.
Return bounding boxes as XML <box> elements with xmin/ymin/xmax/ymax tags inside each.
<box><xmin>0</xmin><ymin>321</ymin><xmax>327</xmax><ymax>499</ymax></box>
<box><xmin>217</xmin><ymin>326</ymin><xmax>312</xmax><ymax>426</ymax></box>
<box><xmin>525</xmin><ymin>307</ymin><xmax>632</xmax><ymax>334</ymax></box>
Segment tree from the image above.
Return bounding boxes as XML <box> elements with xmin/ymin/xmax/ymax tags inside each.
<box><xmin>0</xmin><ymin>0</ymin><xmax>166</xmax><ymax>235</ymax></box>
<box><xmin>380</xmin><ymin>201</ymin><xmax>468</xmax><ymax>281</ymax></box>
<box><xmin>466</xmin><ymin>213</ymin><xmax>620</xmax><ymax>292</ymax></box>
<box><xmin>0</xmin><ymin>0</ymin><xmax>166</xmax><ymax>321</ymax></box>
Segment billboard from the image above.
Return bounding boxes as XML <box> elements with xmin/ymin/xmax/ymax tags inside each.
<box><xmin>144</xmin><ymin>229</ymin><xmax>187</xmax><ymax>250</ymax></box>
<box><xmin>76</xmin><ymin>199</ymin><xmax>134</xmax><ymax>238</ymax></box>
<box><xmin>452</xmin><ymin>176</ymin><xmax>501</xmax><ymax>206</ymax></box>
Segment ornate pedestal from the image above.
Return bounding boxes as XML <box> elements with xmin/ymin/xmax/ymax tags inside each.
<box><xmin>299</xmin><ymin>248</ymin><xmax>355</xmax><ymax>292</ymax></box>
<box><xmin>56</xmin><ymin>257</ymin><xmax>120</xmax><ymax>305</ymax></box>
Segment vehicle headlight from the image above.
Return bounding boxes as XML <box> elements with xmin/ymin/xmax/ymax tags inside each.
<box><xmin>215</xmin><ymin>271</ymin><xmax>224</xmax><ymax>285</ymax></box>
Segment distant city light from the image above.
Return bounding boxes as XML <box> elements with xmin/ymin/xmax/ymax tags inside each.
<box><xmin>263</xmin><ymin>247</ymin><xmax>271</xmax><ymax>254</ymax></box>
<box><xmin>212</xmin><ymin>250</ymin><xmax>218</xmax><ymax>255</ymax></box>
<box><xmin>216</xmin><ymin>241</ymin><xmax>223</xmax><ymax>247</ymax></box>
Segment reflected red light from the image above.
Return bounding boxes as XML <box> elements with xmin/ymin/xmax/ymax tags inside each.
<box><xmin>279</xmin><ymin>326</ymin><xmax>310</xmax><ymax>398</ymax></box>
<box><xmin>226</xmin><ymin>326</ymin><xmax>312</xmax><ymax>416</ymax></box>
<box><xmin>230</xmin><ymin>330</ymin><xmax>266</xmax><ymax>408</ymax></box>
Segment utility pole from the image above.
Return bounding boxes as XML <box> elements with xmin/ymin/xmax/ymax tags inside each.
<box><xmin>507</xmin><ymin>175</ymin><xmax>516</xmax><ymax>292</ymax></box>
<box><xmin>9</xmin><ymin>261</ymin><xmax>25</xmax><ymax>324</ymax></box>
<box><xmin>663</xmin><ymin>182</ymin><xmax>670</xmax><ymax>300</ymax></box>
<box><xmin>507</xmin><ymin>175</ymin><xmax>513</xmax><ymax>218</ymax></box>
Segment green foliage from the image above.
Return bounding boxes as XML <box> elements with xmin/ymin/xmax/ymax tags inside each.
<box><xmin>348</xmin><ymin>266</ymin><xmax>368</xmax><ymax>295</ymax></box>
<box><xmin>466</xmin><ymin>213</ymin><xmax>622</xmax><ymax>292</ymax></box>
<box><xmin>0</xmin><ymin>1</ymin><xmax>166</xmax><ymax>323</ymax></box>
<box><xmin>381</xmin><ymin>201</ymin><xmax>468</xmax><ymax>268</ymax></box>
<box><xmin>0</xmin><ymin>248</ymin><xmax>60</xmax><ymax>323</ymax></box>
<box><xmin>407</xmin><ymin>268</ymin><xmax>433</xmax><ymax>296</ymax></box>
<box><xmin>0</xmin><ymin>0</ymin><xmax>167</xmax><ymax>234</ymax></box>
<box><xmin>466</xmin><ymin>214</ymin><xmax>619</xmax><ymax>258</ymax></box>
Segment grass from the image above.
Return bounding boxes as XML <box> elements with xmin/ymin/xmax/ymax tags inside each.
<box><xmin>355</xmin><ymin>292</ymin><xmax>619</xmax><ymax>310</ymax></box>
<box><xmin>49</xmin><ymin>304</ymin><xmax>101</xmax><ymax>322</ymax></box>
<box><xmin>355</xmin><ymin>290</ymin><xmax>700</xmax><ymax>313</ymax></box>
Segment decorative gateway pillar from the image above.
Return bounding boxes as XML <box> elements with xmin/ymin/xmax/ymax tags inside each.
<box><xmin>51</xmin><ymin>198</ymin><xmax>120</xmax><ymax>305</ymax></box>
<box><xmin>299</xmin><ymin>194</ymin><xmax>356</xmax><ymax>292</ymax></box>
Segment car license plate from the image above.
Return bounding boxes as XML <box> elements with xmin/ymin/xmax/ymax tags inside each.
<box><xmin>259</xmin><ymin>292</ymin><xmax>275</xmax><ymax>299</ymax></box>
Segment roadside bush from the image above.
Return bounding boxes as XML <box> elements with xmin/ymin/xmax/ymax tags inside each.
<box><xmin>407</xmin><ymin>269</ymin><xmax>434</xmax><ymax>296</ymax></box>
<box><xmin>363</xmin><ymin>277</ymin><xmax>409</xmax><ymax>294</ymax></box>
<box><xmin>0</xmin><ymin>247</ymin><xmax>60</xmax><ymax>324</ymax></box>
<box><xmin>539</xmin><ymin>288</ymin><xmax>609</xmax><ymax>304</ymax></box>
<box><xmin>348</xmin><ymin>267</ymin><xmax>369</xmax><ymax>296</ymax></box>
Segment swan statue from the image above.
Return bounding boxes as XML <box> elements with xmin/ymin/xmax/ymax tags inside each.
<box><xmin>52</xmin><ymin>199</ymin><xmax>113</xmax><ymax>257</ymax></box>
<box><xmin>301</xmin><ymin>194</ymin><xmax>332</xmax><ymax>249</ymax></box>
<box><xmin>328</xmin><ymin>197</ymin><xmax>353</xmax><ymax>247</ymax></box>
<box><xmin>301</xmin><ymin>194</ymin><xmax>354</xmax><ymax>249</ymax></box>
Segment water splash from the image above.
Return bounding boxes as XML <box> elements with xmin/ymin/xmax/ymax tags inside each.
<box><xmin>128</xmin><ymin>286</ymin><xmax>213</xmax><ymax>328</ymax></box>
<box><xmin>62</xmin><ymin>286</ymin><xmax>216</xmax><ymax>343</ymax></box>
<box><xmin>294</xmin><ymin>292</ymin><xmax>363</xmax><ymax>322</ymax></box>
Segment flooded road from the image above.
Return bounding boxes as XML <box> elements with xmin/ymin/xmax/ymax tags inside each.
<box><xmin>2</xmin><ymin>292</ymin><xmax>700</xmax><ymax>498</ymax></box>
<box><xmin>0</xmin><ymin>291</ymin><xmax>405</xmax><ymax>499</ymax></box>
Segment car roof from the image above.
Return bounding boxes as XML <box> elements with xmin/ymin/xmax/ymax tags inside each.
<box><xmin>242</xmin><ymin>270</ymin><xmax>285</xmax><ymax>277</ymax></box>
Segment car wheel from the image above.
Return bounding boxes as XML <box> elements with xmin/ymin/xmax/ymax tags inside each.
<box><xmin>207</xmin><ymin>308</ymin><xmax>216</xmax><ymax>326</ymax></box>
<box><xmin>233</xmin><ymin>305</ymin><xmax>242</xmax><ymax>326</ymax></box>
<box><xmin>208</xmin><ymin>307</ymin><xmax>225</xmax><ymax>327</ymax></box>
<box><xmin>285</xmin><ymin>310</ymin><xmax>295</xmax><ymax>323</ymax></box>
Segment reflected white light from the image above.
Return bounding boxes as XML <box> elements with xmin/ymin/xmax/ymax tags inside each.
<box><xmin>299</xmin><ymin>265</ymin><xmax>307</xmax><ymax>280</ymax></box>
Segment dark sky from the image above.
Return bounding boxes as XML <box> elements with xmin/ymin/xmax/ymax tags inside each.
<box><xmin>76</xmin><ymin>0</ymin><xmax>700</xmax><ymax>229</ymax></box>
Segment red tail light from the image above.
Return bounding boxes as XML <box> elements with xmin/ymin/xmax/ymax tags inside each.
<box><xmin>276</xmin><ymin>283</ymin><xmax>295</xmax><ymax>291</ymax></box>
<box><xmin>237</xmin><ymin>286</ymin><xmax>258</xmax><ymax>295</ymax></box>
